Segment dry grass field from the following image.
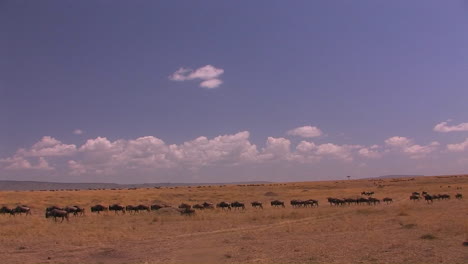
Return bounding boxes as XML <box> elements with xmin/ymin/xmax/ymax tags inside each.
<box><xmin>1</xmin><ymin>175</ymin><xmax>467</xmax><ymax>264</ymax></box>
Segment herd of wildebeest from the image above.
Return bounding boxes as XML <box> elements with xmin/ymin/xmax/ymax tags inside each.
<box><xmin>0</xmin><ymin>190</ymin><xmax>463</xmax><ymax>223</ymax></box>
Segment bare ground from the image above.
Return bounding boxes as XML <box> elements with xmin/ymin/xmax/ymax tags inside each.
<box><xmin>1</xmin><ymin>175</ymin><xmax>467</xmax><ymax>263</ymax></box>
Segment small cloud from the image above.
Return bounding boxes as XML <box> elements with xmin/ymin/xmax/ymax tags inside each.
<box><xmin>73</xmin><ymin>129</ymin><xmax>84</xmax><ymax>135</ymax></box>
<box><xmin>385</xmin><ymin>136</ymin><xmax>438</xmax><ymax>159</ymax></box>
<box><xmin>200</xmin><ymin>79</ymin><xmax>223</xmax><ymax>89</ymax></box>
<box><xmin>433</xmin><ymin>120</ymin><xmax>468</xmax><ymax>132</ymax></box>
<box><xmin>287</xmin><ymin>126</ymin><xmax>323</xmax><ymax>138</ymax></box>
<box><xmin>385</xmin><ymin>136</ymin><xmax>411</xmax><ymax>147</ymax></box>
<box><xmin>169</xmin><ymin>65</ymin><xmax>224</xmax><ymax>89</ymax></box>
<box><xmin>447</xmin><ymin>138</ymin><xmax>468</xmax><ymax>152</ymax></box>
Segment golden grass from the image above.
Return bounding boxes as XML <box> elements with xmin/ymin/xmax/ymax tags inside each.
<box><xmin>0</xmin><ymin>175</ymin><xmax>467</xmax><ymax>264</ymax></box>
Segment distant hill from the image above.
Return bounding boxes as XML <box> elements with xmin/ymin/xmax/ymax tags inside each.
<box><xmin>0</xmin><ymin>180</ymin><xmax>271</xmax><ymax>191</ymax></box>
<box><xmin>375</xmin><ymin>175</ymin><xmax>424</xmax><ymax>179</ymax></box>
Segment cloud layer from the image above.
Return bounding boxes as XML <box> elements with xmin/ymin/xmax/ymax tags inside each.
<box><xmin>287</xmin><ymin>126</ymin><xmax>322</xmax><ymax>138</ymax></box>
<box><xmin>1</xmin><ymin>121</ymin><xmax>466</xmax><ymax>182</ymax></box>
<box><xmin>434</xmin><ymin>120</ymin><xmax>468</xmax><ymax>132</ymax></box>
<box><xmin>169</xmin><ymin>65</ymin><xmax>224</xmax><ymax>89</ymax></box>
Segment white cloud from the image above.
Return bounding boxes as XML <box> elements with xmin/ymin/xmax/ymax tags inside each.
<box><xmin>14</xmin><ymin>136</ymin><xmax>77</xmax><ymax>157</ymax></box>
<box><xmin>385</xmin><ymin>136</ymin><xmax>439</xmax><ymax>159</ymax></box>
<box><xmin>358</xmin><ymin>147</ymin><xmax>382</xmax><ymax>159</ymax></box>
<box><xmin>200</xmin><ymin>79</ymin><xmax>223</xmax><ymax>89</ymax></box>
<box><xmin>1</xmin><ymin>156</ymin><xmax>53</xmax><ymax>170</ymax></box>
<box><xmin>434</xmin><ymin>121</ymin><xmax>468</xmax><ymax>132</ymax></box>
<box><xmin>315</xmin><ymin>143</ymin><xmax>360</xmax><ymax>161</ymax></box>
<box><xmin>73</xmin><ymin>129</ymin><xmax>84</xmax><ymax>135</ymax></box>
<box><xmin>260</xmin><ymin>137</ymin><xmax>292</xmax><ymax>161</ymax></box>
<box><xmin>296</xmin><ymin>141</ymin><xmax>316</xmax><ymax>153</ymax></box>
<box><xmin>187</xmin><ymin>65</ymin><xmax>224</xmax><ymax>80</ymax></box>
<box><xmin>169</xmin><ymin>65</ymin><xmax>224</xmax><ymax>89</ymax></box>
<box><xmin>447</xmin><ymin>138</ymin><xmax>468</xmax><ymax>152</ymax></box>
<box><xmin>403</xmin><ymin>142</ymin><xmax>439</xmax><ymax>159</ymax></box>
<box><xmin>384</xmin><ymin>136</ymin><xmax>411</xmax><ymax>147</ymax></box>
<box><xmin>287</xmin><ymin>126</ymin><xmax>323</xmax><ymax>138</ymax></box>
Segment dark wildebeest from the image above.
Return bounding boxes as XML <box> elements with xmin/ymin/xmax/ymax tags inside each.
<box><xmin>368</xmin><ymin>197</ymin><xmax>380</xmax><ymax>205</ymax></box>
<box><xmin>0</xmin><ymin>206</ymin><xmax>13</xmax><ymax>215</ymax></box>
<box><xmin>357</xmin><ymin>197</ymin><xmax>369</xmax><ymax>205</ymax></box>
<box><xmin>46</xmin><ymin>206</ymin><xmax>64</xmax><ymax>213</ymax></box>
<box><xmin>424</xmin><ymin>195</ymin><xmax>433</xmax><ymax>203</ymax></box>
<box><xmin>290</xmin><ymin>200</ymin><xmax>304</xmax><ymax>208</ymax></box>
<box><xmin>150</xmin><ymin>204</ymin><xmax>164</xmax><ymax>211</ymax></box>
<box><xmin>125</xmin><ymin>205</ymin><xmax>139</xmax><ymax>214</ymax></box>
<box><xmin>216</xmin><ymin>202</ymin><xmax>231</xmax><ymax>210</ymax></box>
<box><xmin>178</xmin><ymin>203</ymin><xmax>191</xmax><ymax>210</ymax></box>
<box><xmin>304</xmin><ymin>199</ymin><xmax>319</xmax><ymax>207</ymax></box>
<box><xmin>412</xmin><ymin>192</ymin><xmax>420</xmax><ymax>196</ymax></box>
<box><xmin>109</xmin><ymin>204</ymin><xmax>126</xmax><ymax>214</ymax></box>
<box><xmin>383</xmin><ymin>197</ymin><xmax>393</xmax><ymax>204</ymax></box>
<box><xmin>64</xmin><ymin>206</ymin><xmax>79</xmax><ymax>216</ymax></box>
<box><xmin>192</xmin><ymin>204</ymin><xmax>205</xmax><ymax>210</ymax></box>
<box><xmin>455</xmin><ymin>193</ymin><xmax>463</xmax><ymax>200</ymax></box>
<box><xmin>73</xmin><ymin>206</ymin><xmax>85</xmax><ymax>216</ymax></box>
<box><xmin>270</xmin><ymin>200</ymin><xmax>285</xmax><ymax>208</ymax></box>
<box><xmin>251</xmin><ymin>201</ymin><xmax>263</xmax><ymax>209</ymax></box>
<box><xmin>344</xmin><ymin>198</ymin><xmax>357</xmax><ymax>206</ymax></box>
<box><xmin>12</xmin><ymin>206</ymin><xmax>31</xmax><ymax>216</ymax></box>
<box><xmin>231</xmin><ymin>201</ymin><xmax>245</xmax><ymax>210</ymax></box>
<box><xmin>137</xmin><ymin>204</ymin><xmax>150</xmax><ymax>212</ymax></box>
<box><xmin>409</xmin><ymin>195</ymin><xmax>420</xmax><ymax>201</ymax></box>
<box><xmin>439</xmin><ymin>194</ymin><xmax>450</xmax><ymax>200</ymax></box>
<box><xmin>91</xmin><ymin>204</ymin><xmax>108</xmax><ymax>214</ymax></box>
<box><xmin>202</xmin><ymin>202</ymin><xmax>214</xmax><ymax>209</ymax></box>
<box><xmin>45</xmin><ymin>209</ymin><xmax>69</xmax><ymax>222</ymax></box>
<box><xmin>179</xmin><ymin>208</ymin><xmax>196</xmax><ymax>216</ymax></box>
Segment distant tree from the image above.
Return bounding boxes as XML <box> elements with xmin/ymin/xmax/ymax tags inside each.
<box><xmin>346</xmin><ymin>175</ymin><xmax>351</xmax><ymax>180</ymax></box>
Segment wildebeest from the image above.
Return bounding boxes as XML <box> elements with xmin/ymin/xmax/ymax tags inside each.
<box><xmin>202</xmin><ymin>202</ymin><xmax>214</xmax><ymax>209</ymax></box>
<box><xmin>290</xmin><ymin>200</ymin><xmax>304</xmax><ymax>208</ymax></box>
<box><xmin>150</xmin><ymin>204</ymin><xmax>164</xmax><ymax>211</ymax></box>
<box><xmin>192</xmin><ymin>204</ymin><xmax>205</xmax><ymax>210</ymax></box>
<box><xmin>251</xmin><ymin>201</ymin><xmax>263</xmax><ymax>209</ymax></box>
<box><xmin>91</xmin><ymin>204</ymin><xmax>108</xmax><ymax>214</ymax></box>
<box><xmin>409</xmin><ymin>195</ymin><xmax>420</xmax><ymax>201</ymax></box>
<box><xmin>304</xmin><ymin>199</ymin><xmax>319</xmax><ymax>207</ymax></box>
<box><xmin>45</xmin><ymin>209</ymin><xmax>69</xmax><ymax>222</ymax></box>
<box><xmin>178</xmin><ymin>203</ymin><xmax>191</xmax><ymax>210</ymax></box>
<box><xmin>137</xmin><ymin>204</ymin><xmax>150</xmax><ymax>212</ymax></box>
<box><xmin>109</xmin><ymin>204</ymin><xmax>125</xmax><ymax>214</ymax></box>
<box><xmin>0</xmin><ymin>206</ymin><xmax>13</xmax><ymax>215</ymax></box>
<box><xmin>357</xmin><ymin>197</ymin><xmax>369</xmax><ymax>205</ymax></box>
<box><xmin>125</xmin><ymin>205</ymin><xmax>139</xmax><ymax>214</ymax></box>
<box><xmin>179</xmin><ymin>207</ymin><xmax>196</xmax><ymax>216</ymax></box>
<box><xmin>72</xmin><ymin>206</ymin><xmax>85</xmax><ymax>216</ymax></box>
<box><xmin>455</xmin><ymin>193</ymin><xmax>463</xmax><ymax>200</ymax></box>
<box><xmin>368</xmin><ymin>197</ymin><xmax>380</xmax><ymax>205</ymax></box>
<box><xmin>216</xmin><ymin>201</ymin><xmax>231</xmax><ymax>210</ymax></box>
<box><xmin>270</xmin><ymin>200</ymin><xmax>285</xmax><ymax>208</ymax></box>
<box><xmin>327</xmin><ymin>198</ymin><xmax>345</xmax><ymax>206</ymax></box>
<box><xmin>424</xmin><ymin>195</ymin><xmax>433</xmax><ymax>203</ymax></box>
<box><xmin>12</xmin><ymin>206</ymin><xmax>31</xmax><ymax>216</ymax></box>
<box><xmin>412</xmin><ymin>192</ymin><xmax>420</xmax><ymax>196</ymax></box>
<box><xmin>361</xmin><ymin>191</ymin><xmax>374</xmax><ymax>196</ymax></box>
<box><xmin>231</xmin><ymin>201</ymin><xmax>245</xmax><ymax>210</ymax></box>
<box><xmin>46</xmin><ymin>205</ymin><xmax>64</xmax><ymax>212</ymax></box>
<box><xmin>383</xmin><ymin>197</ymin><xmax>393</xmax><ymax>204</ymax></box>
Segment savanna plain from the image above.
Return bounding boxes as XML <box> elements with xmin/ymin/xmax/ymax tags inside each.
<box><xmin>1</xmin><ymin>175</ymin><xmax>467</xmax><ymax>264</ymax></box>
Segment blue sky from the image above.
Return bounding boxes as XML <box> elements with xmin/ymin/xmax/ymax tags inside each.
<box><xmin>1</xmin><ymin>1</ymin><xmax>468</xmax><ymax>183</ymax></box>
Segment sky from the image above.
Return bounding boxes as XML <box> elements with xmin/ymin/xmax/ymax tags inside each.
<box><xmin>1</xmin><ymin>1</ymin><xmax>468</xmax><ymax>183</ymax></box>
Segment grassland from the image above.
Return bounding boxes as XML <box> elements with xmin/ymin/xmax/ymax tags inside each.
<box><xmin>1</xmin><ymin>175</ymin><xmax>467</xmax><ymax>264</ymax></box>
